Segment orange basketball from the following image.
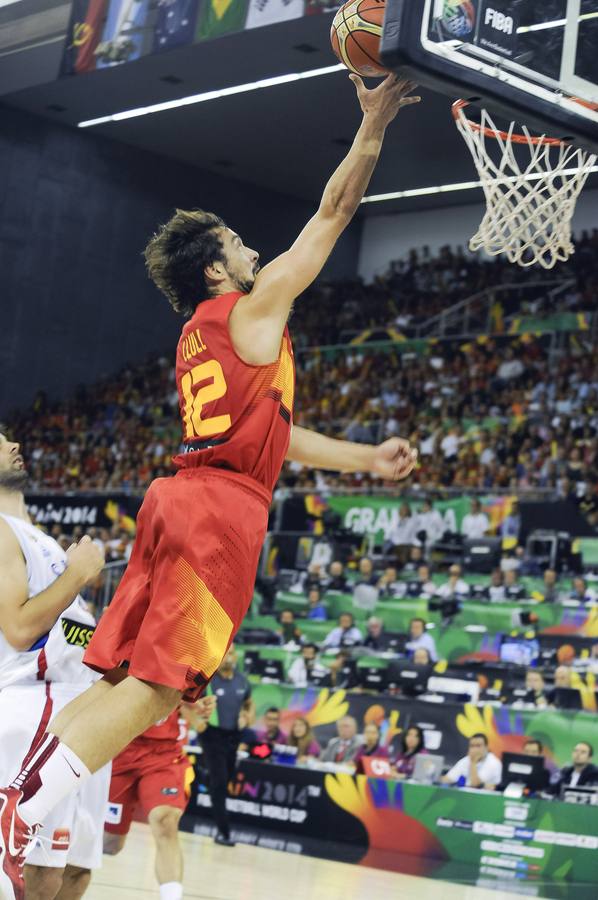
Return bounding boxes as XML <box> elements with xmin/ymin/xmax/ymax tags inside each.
<box><xmin>330</xmin><ymin>0</ymin><xmax>388</xmax><ymax>79</ymax></box>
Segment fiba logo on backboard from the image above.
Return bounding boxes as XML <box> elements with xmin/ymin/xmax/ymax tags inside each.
<box><xmin>441</xmin><ymin>0</ymin><xmax>475</xmax><ymax>38</ymax></box>
<box><xmin>484</xmin><ymin>7</ymin><xmax>514</xmax><ymax>34</ymax></box>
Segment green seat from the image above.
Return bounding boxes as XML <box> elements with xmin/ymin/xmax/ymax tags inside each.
<box><xmin>325</xmin><ymin>593</ymin><xmax>368</xmax><ymax>621</ymax></box>
<box><xmin>301</xmin><ymin>621</ymin><xmax>331</xmax><ymax>643</ymax></box>
<box><xmin>274</xmin><ymin>591</ymin><xmax>308</xmax><ymax>614</ymax></box>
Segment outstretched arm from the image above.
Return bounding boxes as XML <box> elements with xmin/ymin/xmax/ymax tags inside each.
<box><xmin>230</xmin><ymin>76</ymin><xmax>420</xmax><ymax>364</ymax></box>
<box><xmin>286</xmin><ymin>425</ymin><xmax>417</xmax><ymax>480</ymax></box>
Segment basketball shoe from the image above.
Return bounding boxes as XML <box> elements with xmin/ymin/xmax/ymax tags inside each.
<box><xmin>0</xmin><ymin>787</ymin><xmax>38</xmax><ymax>900</ymax></box>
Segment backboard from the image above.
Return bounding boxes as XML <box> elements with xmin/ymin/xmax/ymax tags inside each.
<box><xmin>380</xmin><ymin>0</ymin><xmax>598</xmax><ymax>152</ymax></box>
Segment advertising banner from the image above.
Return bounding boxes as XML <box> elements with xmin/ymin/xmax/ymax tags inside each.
<box><xmin>25</xmin><ymin>493</ymin><xmax>141</xmax><ymax>533</ymax></box>
<box><xmin>187</xmin><ymin>759</ymin><xmax>598</xmax><ymax>897</ymax></box>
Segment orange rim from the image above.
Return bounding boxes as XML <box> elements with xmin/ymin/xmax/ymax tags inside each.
<box><xmin>452</xmin><ymin>99</ymin><xmax>565</xmax><ymax>147</ymax></box>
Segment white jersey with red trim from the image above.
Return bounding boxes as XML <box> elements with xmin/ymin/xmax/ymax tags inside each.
<box><xmin>0</xmin><ymin>513</ymin><xmax>97</xmax><ymax>689</ymax></box>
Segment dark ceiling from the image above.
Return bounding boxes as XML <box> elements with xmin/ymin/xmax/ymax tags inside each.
<box><xmin>2</xmin><ymin>12</ymin><xmax>596</xmax><ymax>216</ymax></box>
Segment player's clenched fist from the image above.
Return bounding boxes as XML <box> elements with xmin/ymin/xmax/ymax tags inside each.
<box><xmin>195</xmin><ymin>694</ymin><xmax>216</xmax><ymax>719</ymax></box>
<box><xmin>66</xmin><ymin>535</ymin><xmax>105</xmax><ymax>585</ymax></box>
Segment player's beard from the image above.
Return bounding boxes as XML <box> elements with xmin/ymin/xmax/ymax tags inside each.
<box><xmin>230</xmin><ymin>262</ymin><xmax>260</xmax><ymax>295</ymax></box>
<box><xmin>0</xmin><ymin>468</ymin><xmax>28</xmax><ymax>492</ymax></box>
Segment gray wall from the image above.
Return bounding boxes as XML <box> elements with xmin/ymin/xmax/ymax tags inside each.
<box><xmin>0</xmin><ymin>105</ymin><xmax>360</xmax><ymax>416</ymax></box>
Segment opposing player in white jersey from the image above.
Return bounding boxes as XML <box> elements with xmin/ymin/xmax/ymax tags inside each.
<box><xmin>0</xmin><ymin>427</ymin><xmax>108</xmax><ymax>899</ymax></box>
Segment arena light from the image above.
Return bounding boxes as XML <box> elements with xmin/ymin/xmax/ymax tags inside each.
<box><xmin>361</xmin><ymin>164</ymin><xmax>598</xmax><ymax>203</ymax></box>
<box><xmin>78</xmin><ymin>64</ymin><xmax>345</xmax><ymax>128</ymax></box>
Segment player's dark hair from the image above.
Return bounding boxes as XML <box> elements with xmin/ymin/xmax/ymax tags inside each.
<box><xmin>265</xmin><ymin>707</ymin><xmax>280</xmax><ymax>715</ymax></box>
<box><xmin>577</xmin><ymin>741</ymin><xmax>594</xmax><ymax>756</ymax></box>
<box><xmin>524</xmin><ymin>738</ymin><xmax>543</xmax><ymax>753</ymax></box>
<box><xmin>143</xmin><ymin>208</ymin><xmax>226</xmax><ymax>316</ymax></box>
<box><xmin>471</xmin><ymin>732</ymin><xmax>488</xmax><ymax>746</ymax></box>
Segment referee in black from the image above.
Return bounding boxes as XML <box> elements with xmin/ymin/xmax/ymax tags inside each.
<box><xmin>200</xmin><ymin>645</ymin><xmax>254</xmax><ymax>846</ymax></box>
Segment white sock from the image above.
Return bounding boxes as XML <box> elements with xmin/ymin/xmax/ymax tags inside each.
<box><xmin>159</xmin><ymin>882</ymin><xmax>183</xmax><ymax>900</ymax></box>
<box><xmin>12</xmin><ymin>734</ymin><xmax>91</xmax><ymax>826</ymax></box>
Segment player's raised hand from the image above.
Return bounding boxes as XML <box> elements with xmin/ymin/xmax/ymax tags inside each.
<box><xmin>349</xmin><ymin>74</ymin><xmax>421</xmax><ymax>127</ymax></box>
<box><xmin>371</xmin><ymin>437</ymin><xmax>418</xmax><ymax>482</ymax></box>
<box><xmin>66</xmin><ymin>535</ymin><xmax>105</xmax><ymax>585</ymax></box>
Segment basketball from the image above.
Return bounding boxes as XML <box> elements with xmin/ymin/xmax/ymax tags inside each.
<box><xmin>330</xmin><ymin>0</ymin><xmax>388</xmax><ymax>79</ymax></box>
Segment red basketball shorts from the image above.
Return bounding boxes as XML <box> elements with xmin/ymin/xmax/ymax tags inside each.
<box><xmin>104</xmin><ymin>738</ymin><xmax>194</xmax><ymax>836</ymax></box>
<box><xmin>85</xmin><ymin>467</ymin><xmax>269</xmax><ymax>700</ymax></box>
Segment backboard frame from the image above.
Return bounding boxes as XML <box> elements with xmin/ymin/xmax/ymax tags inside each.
<box><xmin>380</xmin><ymin>0</ymin><xmax>598</xmax><ymax>153</ymax></box>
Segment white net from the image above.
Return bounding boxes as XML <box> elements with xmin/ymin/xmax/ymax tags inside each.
<box><xmin>454</xmin><ymin>104</ymin><xmax>597</xmax><ymax>269</ymax></box>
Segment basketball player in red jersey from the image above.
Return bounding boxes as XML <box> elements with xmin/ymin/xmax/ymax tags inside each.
<box><xmin>0</xmin><ymin>73</ymin><xmax>420</xmax><ymax>899</ymax></box>
<box><xmin>103</xmin><ymin>696</ymin><xmax>215</xmax><ymax>900</ymax></box>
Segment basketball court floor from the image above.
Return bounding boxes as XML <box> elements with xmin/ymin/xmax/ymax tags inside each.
<box><xmin>85</xmin><ymin>823</ymin><xmax>538</xmax><ymax>900</ymax></box>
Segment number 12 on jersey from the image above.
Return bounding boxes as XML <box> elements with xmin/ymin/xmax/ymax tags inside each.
<box><xmin>181</xmin><ymin>360</ymin><xmax>232</xmax><ymax>440</ymax></box>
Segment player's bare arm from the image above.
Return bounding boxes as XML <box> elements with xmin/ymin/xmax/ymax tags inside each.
<box><xmin>286</xmin><ymin>426</ymin><xmax>418</xmax><ymax>481</ymax></box>
<box><xmin>0</xmin><ymin>523</ymin><xmax>104</xmax><ymax>651</ymax></box>
<box><xmin>230</xmin><ymin>75</ymin><xmax>421</xmax><ymax>364</ymax></box>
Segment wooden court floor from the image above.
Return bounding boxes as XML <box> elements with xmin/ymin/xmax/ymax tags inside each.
<box><xmin>85</xmin><ymin>823</ymin><xmax>535</xmax><ymax>900</ymax></box>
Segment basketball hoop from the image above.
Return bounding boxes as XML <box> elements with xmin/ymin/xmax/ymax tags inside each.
<box><xmin>452</xmin><ymin>100</ymin><xmax>597</xmax><ymax>269</ymax></box>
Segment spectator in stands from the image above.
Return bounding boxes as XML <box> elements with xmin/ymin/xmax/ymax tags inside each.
<box><xmin>288</xmin><ymin>717</ymin><xmax>321</xmax><ymax>763</ymax></box>
<box><xmin>306</xmin><ymin>587</ymin><xmax>327</xmax><ymax>621</ymax></box>
<box><xmin>524</xmin><ymin>670</ymin><xmax>549</xmax><ymax>708</ymax></box>
<box><xmin>496</xmin><ymin>346</ymin><xmax>525</xmax><ymax>383</ymax></box>
<box><xmin>363</xmin><ymin>616</ymin><xmax>386</xmax><ymax>651</ymax></box>
<box><xmin>403</xmin><ymin>545</ymin><xmax>424</xmax><ymax>573</ymax></box>
<box><xmin>406</xmin><ymin>617</ymin><xmax>438</xmax><ymax>662</ymax></box>
<box><xmin>354</xmin><ymin>556</ymin><xmax>376</xmax><ymax>587</ymax></box>
<box><xmin>461</xmin><ymin>499</ymin><xmax>490</xmax><ymax>540</ymax></box>
<box><xmin>442</xmin><ymin>733</ymin><xmax>502</xmax><ymax>790</ymax></box>
<box><xmin>551</xmin><ymin>742</ymin><xmax>598</xmax><ymax>793</ymax></box>
<box><xmin>413</xmin><ymin>647</ymin><xmax>432</xmax><ymax>666</ymax></box>
<box><xmin>256</xmin><ymin>708</ymin><xmax>287</xmax><ymax>745</ymax></box>
<box><xmin>287</xmin><ymin>643</ymin><xmax>328</xmax><ymax>688</ymax></box>
<box><xmin>237</xmin><ymin>710</ymin><xmax>258</xmax><ymax>752</ymax></box>
<box><xmin>569</xmin><ymin>576</ymin><xmax>597</xmax><ymax>605</ymax></box>
<box><xmin>407</xmin><ymin>564</ymin><xmax>436</xmax><ymax>598</ymax></box>
<box><xmin>325</xmin><ymin>560</ymin><xmax>348</xmax><ymax>593</ymax></box>
<box><xmin>291</xmin><ymin>562</ymin><xmax>324</xmax><ymax>596</ymax></box>
<box><xmin>329</xmin><ymin>649</ymin><xmax>355</xmax><ymax>689</ymax></box>
<box><xmin>387</xmin><ymin>503</ymin><xmax>416</xmax><ymax>564</ymax></box>
<box><xmin>392</xmin><ymin>725</ymin><xmax>426</xmax><ymax>779</ymax></box>
<box><xmin>553</xmin><ymin>665</ymin><xmax>573</xmax><ymax>689</ymax></box>
<box><xmin>277</xmin><ymin>609</ymin><xmax>303</xmax><ymax>646</ymax></box>
<box><xmin>377</xmin><ymin>565</ymin><xmax>404</xmax><ymax>599</ymax></box>
<box><xmin>542</xmin><ymin>569</ymin><xmax>560</xmax><ymax>603</ymax></box>
<box><xmin>436</xmin><ymin>564</ymin><xmax>470</xmax><ymax>600</ymax></box>
<box><xmin>485</xmin><ymin>569</ymin><xmax>506</xmax><ymax>602</ymax></box>
<box><xmin>353</xmin><ymin>723</ymin><xmax>389</xmax><ymax>774</ymax></box>
<box><xmin>523</xmin><ymin>738</ymin><xmax>544</xmax><ymax>756</ymax></box>
<box><xmin>500</xmin><ymin>501</ymin><xmax>521</xmax><ymax>540</ymax></box>
<box><xmin>415</xmin><ymin>499</ymin><xmax>444</xmax><ymax>547</ymax></box>
<box><xmin>504</xmin><ymin>568</ymin><xmax>526</xmax><ymax>600</ymax></box>
<box><xmin>322</xmin><ymin>613</ymin><xmax>363</xmax><ymax>649</ymax></box>
<box><xmin>320</xmin><ymin>716</ymin><xmax>362</xmax><ymax>764</ymax></box>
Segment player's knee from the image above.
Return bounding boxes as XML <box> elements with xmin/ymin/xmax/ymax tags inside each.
<box><xmin>103</xmin><ymin>831</ymin><xmax>127</xmax><ymax>855</ymax></box>
<box><xmin>25</xmin><ymin>864</ymin><xmax>65</xmax><ymax>898</ymax></box>
<box><xmin>63</xmin><ymin>865</ymin><xmax>92</xmax><ymax>891</ymax></box>
<box><xmin>149</xmin><ymin>806</ymin><xmax>181</xmax><ymax>841</ymax></box>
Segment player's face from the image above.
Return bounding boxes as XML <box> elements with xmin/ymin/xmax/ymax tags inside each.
<box><xmin>0</xmin><ymin>432</ymin><xmax>27</xmax><ymax>491</ymax></box>
<box><xmin>220</xmin><ymin>228</ymin><xmax>260</xmax><ymax>293</ymax></box>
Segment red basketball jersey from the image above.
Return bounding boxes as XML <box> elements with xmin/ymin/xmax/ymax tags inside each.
<box><xmin>172</xmin><ymin>291</ymin><xmax>295</xmax><ymax>497</ymax></box>
<box><xmin>141</xmin><ymin>709</ymin><xmax>187</xmax><ymax>745</ymax></box>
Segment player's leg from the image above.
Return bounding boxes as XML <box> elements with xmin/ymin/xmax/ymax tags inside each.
<box><xmin>53</xmin><ymin>865</ymin><xmax>91</xmax><ymax>900</ymax></box>
<box><xmin>49</xmin><ymin>667</ymin><xmax>127</xmax><ymax>740</ymax></box>
<box><xmin>148</xmin><ymin>806</ymin><xmax>184</xmax><ymax>899</ymax></box>
<box><xmin>12</xmin><ymin>675</ymin><xmax>180</xmax><ymax>831</ymax></box>
<box><xmin>24</xmin><ymin>864</ymin><xmax>65</xmax><ymax>900</ymax></box>
<box><xmin>138</xmin><ymin>753</ymin><xmax>191</xmax><ymax>900</ymax></box>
